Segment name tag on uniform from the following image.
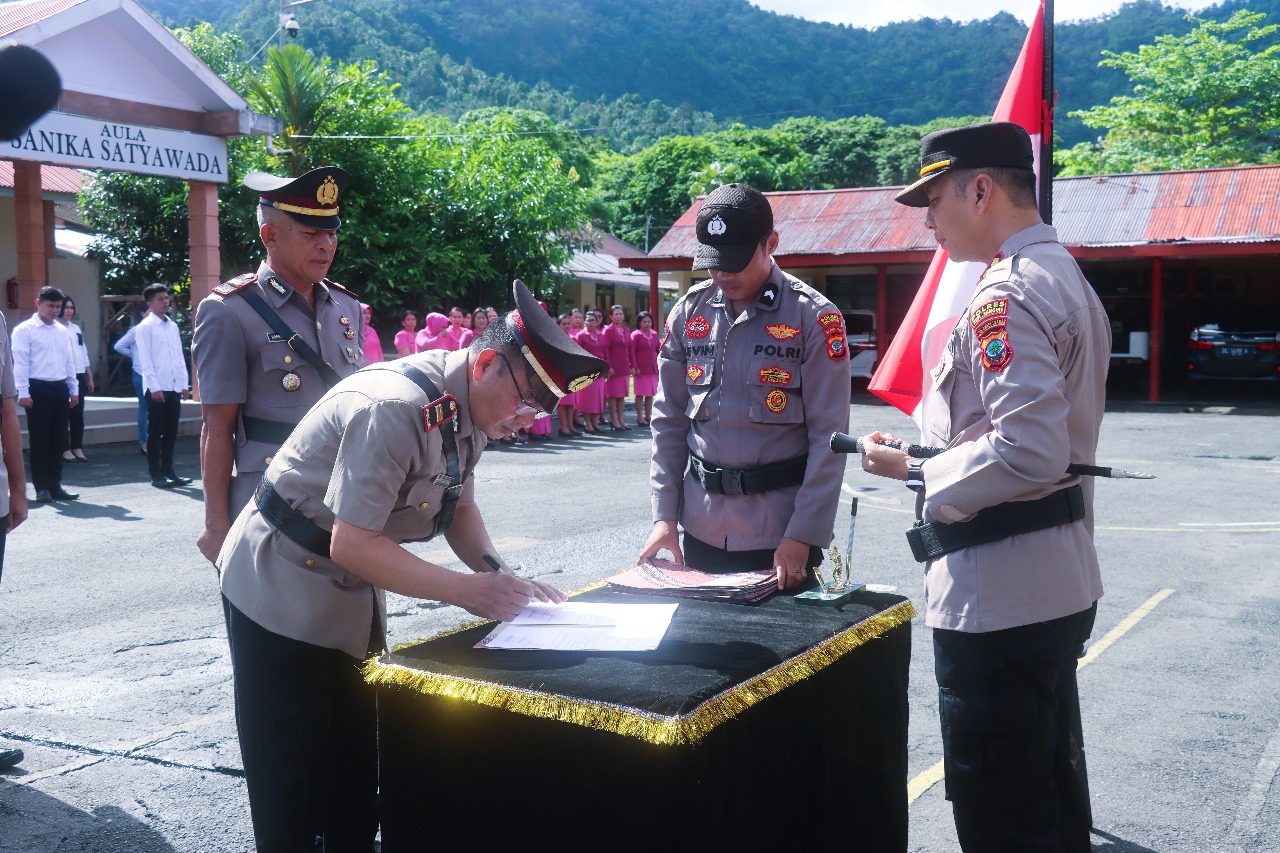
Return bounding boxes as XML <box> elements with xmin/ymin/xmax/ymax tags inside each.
<box><xmin>267</xmin><ymin>332</ymin><xmax>286</xmax><ymax>343</ymax></box>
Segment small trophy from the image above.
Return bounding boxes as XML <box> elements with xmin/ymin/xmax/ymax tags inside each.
<box><xmin>797</xmin><ymin>497</ymin><xmax>865</xmax><ymax>606</ymax></box>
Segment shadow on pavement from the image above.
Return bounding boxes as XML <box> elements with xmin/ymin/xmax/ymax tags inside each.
<box><xmin>0</xmin><ymin>783</ymin><xmax>179</xmax><ymax>853</ymax></box>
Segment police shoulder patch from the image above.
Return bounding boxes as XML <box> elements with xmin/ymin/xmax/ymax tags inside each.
<box><xmin>422</xmin><ymin>394</ymin><xmax>458</xmax><ymax>432</ymax></box>
<box><xmin>970</xmin><ymin>298</ymin><xmax>1008</xmax><ymax>330</ymax></box>
<box><xmin>817</xmin><ymin>312</ymin><xmax>844</xmax><ymax>335</ymax></box>
<box><xmin>323</xmin><ymin>278</ymin><xmax>360</xmax><ymax>300</ymax></box>
<box><xmin>213</xmin><ymin>273</ymin><xmax>257</xmax><ymax>297</ymax></box>
<box><xmin>980</xmin><ymin>333</ymin><xmax>1013</xmax><ymax>371</ymax></box>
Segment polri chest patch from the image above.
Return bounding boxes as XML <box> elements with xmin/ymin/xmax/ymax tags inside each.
<box><xmin>686</xmin><ymin>315</ymin><xmax>711</xmax><ymax>339</ymax></box>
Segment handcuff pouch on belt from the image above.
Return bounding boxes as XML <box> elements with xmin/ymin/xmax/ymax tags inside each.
<box><xmin>905</xmin><ymin>484</ymin><xmax>1085</xmax><ymax>563</ymax></box>
<box><xmin>253</xmin><ymin>361</ymin><xmax>464</xmax><ymax>559</ymax></box>
<box><xmin>688</xmin><ymin>453</ymin><xmax>807</xmax><ymax>496</ymax></box>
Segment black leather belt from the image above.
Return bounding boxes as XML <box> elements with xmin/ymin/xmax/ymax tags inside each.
<box><xmin>255</xmin><ymin>479</ymin><xmax>332</xmax><ymax>557</ymax></box>
<box><xmin>242</xmin><ymin>415</ymin><xmax>296</xmax><ymax>446</ymax></box>
<box><xmin>689</xmin><ymin>453</ymin><xmax>807</xmax><ymax>496</ymax></box>
<box><xmin>906</xmin><ymin>484</ymin><xmax>1085</xmax><ymax>563</ymax></box>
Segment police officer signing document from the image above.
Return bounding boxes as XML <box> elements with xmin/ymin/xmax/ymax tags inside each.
<box><xmin>193</xmin><ymin>167</ymin><xmax>365</xmax><ymax>564</ymax></box>
<box><xmin>639</xmin><ymin>183</ymin><xmax>850</xmax><ymax>590</ymax></box>
<box><xmin>218</xmin><ymin>280</ymin><xmax>606</xmax><ymax>851</ymax></box>
<box><xmin>860</xmin><ymin>123</ymin><xmax>1110</xmax><ymax>852</ymax></box>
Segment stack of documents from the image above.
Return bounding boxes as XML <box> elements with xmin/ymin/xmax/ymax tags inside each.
<box><xmin>606</xmin><ymin>558</ymin><xmax>777</xmax><ymax>604</ymax></box>
<box><xmin>475</xmin><ymin>601</ymin><xmax>678</xmax><ymax>651</ymax></box>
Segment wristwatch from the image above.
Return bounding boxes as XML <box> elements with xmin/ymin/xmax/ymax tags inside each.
<box><xmin>906</xmin><ymin>459</ymin><xmax>926</xmax><ymax>493</ymax></box>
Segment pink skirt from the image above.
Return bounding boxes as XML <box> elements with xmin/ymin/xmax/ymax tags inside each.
<box><xmin>633</xmin><ymin>373</ymin><xmax>658</xmax><ymax>396</ymax></box>
<box><xmin>527</xmin><ymin>415</ymin><xmax>552</xmax><ymax>436</ymax></box>
<box><xmin>558</xmin><ymin>390</ymin><xmax>578</xmax><ymax>409</ymax></box>
<box><xmin>576</xmin><ymin>378</ymin><xmax>606</xmax><ymax>414</ymax></box>
<box><xmin>605</xmin><ymin>375</ymin><xmax>630</xmax><ymax>398</ymax></box>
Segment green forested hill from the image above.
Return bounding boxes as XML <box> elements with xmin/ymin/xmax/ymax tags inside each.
<box><xmin>144</xmin><ymin>0</ymin><xmax>1280</xmax><ymax>148</ymax></box>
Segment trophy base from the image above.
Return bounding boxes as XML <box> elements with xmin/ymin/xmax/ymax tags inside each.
<box><xmin>795</xmin><ymin>583</ymin><xmax>865</xmax><ymax>606</ymax></box>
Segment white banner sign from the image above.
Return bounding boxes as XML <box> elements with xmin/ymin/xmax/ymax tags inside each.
<box><xmin>6</xmin><ymin>111</ymin><xmax>228</xmax><ymax>183</ymax></box>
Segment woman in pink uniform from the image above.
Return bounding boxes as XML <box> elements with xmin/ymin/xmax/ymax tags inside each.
<box><xmin>572</xmin><ymin>309</ymin><xmax>608</xmax><ymax>434</ymax></box>
<box><xmin>460</xmin><ymin>307</ymin><xmax>489</xmax><ymax>348</ymax></box>
<box><xmin>602</xmin><ymin>304</ymin><xmax>634</xmax><ymax>430</ymax></box>
<box><xmin>393</xmin><ymin>311</ymin><xmax>418</xmax><ymax>358</ymax></box>
<box><xmin>415</xmin><ymin>312</ymin><xmax>451</xmax><ymax>351</ymax></box>
<box><xmin>630</xmin><ymin>310</ymin><xmax>660</xmax><ymax>427</ymax></box>
<box><xmin>443</xmin><ymin>306</ymin><xmax>467</xmax><ymax>349</ymax></box>
<box><xmin>360</xmin><ymin>304</ymin><xmax>384</xmax><ymax>365</ymax></box>
<box><xmin>555</xmin><ymin>313</ymin><xmax>582</xmax><ymax>437</ymax></box>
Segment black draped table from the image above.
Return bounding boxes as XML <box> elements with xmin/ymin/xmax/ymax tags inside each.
<box><xmin>368</xmin><ymin>586</ymin><xmax>915</xmax><ymax>852</ymax></box>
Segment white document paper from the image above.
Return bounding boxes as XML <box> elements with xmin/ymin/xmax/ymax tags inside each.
<box><xmin>476</xmin><ymin>602</ymin><xmax>678</xmax><ymax>651</ymax></box>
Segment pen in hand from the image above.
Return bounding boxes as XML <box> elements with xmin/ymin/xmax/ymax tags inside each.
<box><xmin>482</xmin><ymin>554</ymin><xmax>505</xmax><ymax>574</ymax></box>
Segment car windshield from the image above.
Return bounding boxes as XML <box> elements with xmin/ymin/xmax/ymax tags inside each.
<box><xmin>1195</xmin><ymin>306</ymin><xmax>1280</xmax><ymax>332</ymax></box>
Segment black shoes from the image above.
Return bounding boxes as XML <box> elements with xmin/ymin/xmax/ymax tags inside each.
<box><xmin>35</xmin><ymin>489</ymin><xmax>52</xmax><ymax>503</ymax></box>
<box><xmin>164</xmin><ymin>472</ymin><xmax>193</xmax><ymax>486</ymax></box>
<box><xmin>152</xmin><ymin>473</ymin><xmax>192</xmax><ymax>488</ymax></box>
<box><xmin>0</xmin><ymin>748</ymin><xmax>22</xmax><ymax>770</ymax></box>
<box><xmin>49</xmin><ymin>488</ymin><xmax>78</xmax><ymax>501</ymax></box>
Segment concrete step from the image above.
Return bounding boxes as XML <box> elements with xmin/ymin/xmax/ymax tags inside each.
<box><xmin>15</xmin><ymin>396</ymin><xmax>202</xmax><ymax>450</ymax></box>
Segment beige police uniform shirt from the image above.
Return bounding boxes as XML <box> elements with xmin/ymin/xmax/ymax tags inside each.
<box><xmin>218</xmin><ymin>349</ymin><xmax>486</xmax><ymax>659</ymax></box>
<box><xmin>651</xmin><ymin>263</ymin><xmax>851</xmax><ymax>551</ymax></box>
<box><xmin>192</xmin><ymin>261</ymin><xmax>365</xmax><ymax>517</ymax></box>
<box><xmin>918</xmin><ymin>224</ymin><xmax>1111</xmax><ymax>633</ymax></box>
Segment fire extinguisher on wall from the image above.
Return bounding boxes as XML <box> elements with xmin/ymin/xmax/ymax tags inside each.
<box><xmin>6</xmin><ymin>277</ymin><xmax>18</xmax><ymax>310</ymax></box>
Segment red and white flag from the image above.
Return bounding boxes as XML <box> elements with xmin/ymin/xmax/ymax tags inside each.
<box><xmin>868</xmin><ymin>0</ymin><xmax>1050</xmax><ymax>423</ymax></box>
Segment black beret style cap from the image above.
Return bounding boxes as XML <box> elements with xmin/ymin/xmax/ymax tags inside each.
<box><xmin>244</xmin><ymin>166</ymin><xmax>350</xmax><ymax>230</ymax></box>
<box><xmin>0</xmin><ymin>45</ymin><xmax>62</xmax><ymax>141</ymax></box>
<box><xmin>506</xmin><ymin>280</ymin><xmax>608</xmax><ymax>412</ymax></box>
<box><xmin>895</xmin><ymin>122</ymin><xmax>1035</xmax><ymax>207</ymax></box>
<box><xmin>693</xmin><ymin>183</ymin><xmax>775</xmax><ymax>273</ymax></box>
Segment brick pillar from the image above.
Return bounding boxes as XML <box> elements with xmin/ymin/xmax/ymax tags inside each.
<box><xmin>188</xmin><ymin>180</ymin><xmax>221</xmax><ymax>401</ymax></box>
<box><xmin>188</xmin><ymin>180</ymin><xmax>221</xmax><ymax>305</ymax></box>
<box><xmin>13</xmin><ymin>160</ymin><xmax>47</xmax><ymax>308</ymax></box>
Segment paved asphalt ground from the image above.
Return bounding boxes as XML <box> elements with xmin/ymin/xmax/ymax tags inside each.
<box><xmin>1</xmin><ymin>385</ymin><xmax>1278</xmax><ymax>852</ymax></box>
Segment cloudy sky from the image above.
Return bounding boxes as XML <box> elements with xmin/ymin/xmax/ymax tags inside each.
<box><xmin>750</xmin><ymin>0</ymin><xmax>1214</xmax><ymax>29</ymax></box>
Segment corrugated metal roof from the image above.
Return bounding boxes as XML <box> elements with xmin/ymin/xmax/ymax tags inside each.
<box><xmin>642</xmin><ymin>164</ymin><xmax>1280</xmax><ymax>262</ymax></box>
<box><xmin>0</xmin><ymin>0</ymin><xmax>85</xmax><ymax>38</ymax></box>
<box><xmin>0</xmin><ymin>160</ymin><xmax>85</xmax><ymax>194</ymax></box>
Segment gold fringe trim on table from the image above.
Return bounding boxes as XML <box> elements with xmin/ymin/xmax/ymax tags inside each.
<box><xmin>365</xmin><ymin>599</ymin><xmax>916</xmax><ymax>747</ymax></box>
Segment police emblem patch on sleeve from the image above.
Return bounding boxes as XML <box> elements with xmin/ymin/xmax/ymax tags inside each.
<box><xmin>422</xmin><ymin>394</ymin><xmax>459</xmax><ymax>431</ymax></box>
<box><xmin>817</xmin><ymin>312</ymin><xmax>844</xmax><ymax>334</ymax></box>
<box><xmin>980</xmin><ymin>334</ymin><xmax>1013</xmax><ymax>371</ymax></box>
<box><xmin>826</xmin><ymin>335</ymin><xmax>847</xmax><ymax>361</ymax></box>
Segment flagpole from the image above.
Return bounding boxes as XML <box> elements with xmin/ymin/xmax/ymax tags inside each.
<box><xmin>1040</xmin><ymin>0</ymin><xmax>1054</xmax><ymax>224</ymax></box>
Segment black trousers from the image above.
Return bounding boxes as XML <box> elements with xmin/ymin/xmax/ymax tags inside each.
<box><xmin>222</xmin><ymin>597</ymin><xmax>379</xmax><ymax>853</ymax></box>
<box><xmin>68</xmin><ymin>372</ymin><xmax>89</xmax><ymax>449</ymax></box>
<box><xmin>934</xmin><ymin>602</ymin><xmax>1097</xmax><ymax>853</ymax></box>
<box><xmin>145</xmin><ymin>391</ymin><xmax>182</xmax><ymax>478</ymax></box>
<box><xmin>683</xmin><ymin>531</ymin><xmax>823</xmax><ymax>575</ymax></box>
<box><xmin>27</xmin><ymin>379</ymin><xmax>70</xmax><ymax>493</ymax></box>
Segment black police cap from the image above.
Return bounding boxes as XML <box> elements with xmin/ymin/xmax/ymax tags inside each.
<box><xmin>506</xmin><ymin>280</ymin><xmax>607</xmax><ymax>412</ymax></box>
<box><xmin>693</xmin><ymin>183</ymin><xmax>775</xmax><ymax>273</ymax></box>
<box><xmin>0</xmin><ymin>46</ymin><xmax>62</xmax><ymax>141</ymax></box>
<box><xmin>244</xmin><ymin>166</ymin><xmax>350</xmax><ymax>230</ymax></box>
<box><xmin>895</xmin><ymin>122</ymin><xmax>1035</xmax><ymax>208</ymax></box>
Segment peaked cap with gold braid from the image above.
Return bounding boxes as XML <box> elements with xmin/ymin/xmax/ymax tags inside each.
<box><xmin>244</xmin><ymin>166</ymin><xmax>350</xmax><ymax>230</ymax></box>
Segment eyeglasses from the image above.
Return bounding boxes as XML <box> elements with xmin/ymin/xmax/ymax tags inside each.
<box><xmin>496</xmin><ymin>353</ymin><xmax>549</xmax><ymax>419</ymax></box>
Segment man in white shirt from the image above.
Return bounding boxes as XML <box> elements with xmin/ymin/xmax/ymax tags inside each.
<box><xmin>12</xmin><ymin>286</ymin><xmax>79</xmax><ymax>502</ymax></box>
<box><xmin>135</xmin><ymin>284</ymin><xmax>192</xmax><ymax>489</ymax></box>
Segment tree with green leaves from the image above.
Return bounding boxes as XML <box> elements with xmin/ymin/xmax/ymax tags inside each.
<box><xmin>1057</xmin><ymin>10</ymin><xmax>1280</xmax><ymax>175</ymax></box>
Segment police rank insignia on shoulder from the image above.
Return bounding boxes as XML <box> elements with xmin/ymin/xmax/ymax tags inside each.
<box><xmin>421</xmin><ymin>394</ymin><xmax>458</xmax><ymax>432</ymax></box>
<box><xmin>213</xmin><ymin>273</ymin><xmax>257</xmax><ymax>296</ymax></box>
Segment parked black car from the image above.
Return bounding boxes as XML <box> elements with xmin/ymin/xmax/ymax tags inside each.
<box><xmin>1187</xmin><ymin>310</ymin><xmax>1280</xmax><ymax>382</ymax></box>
